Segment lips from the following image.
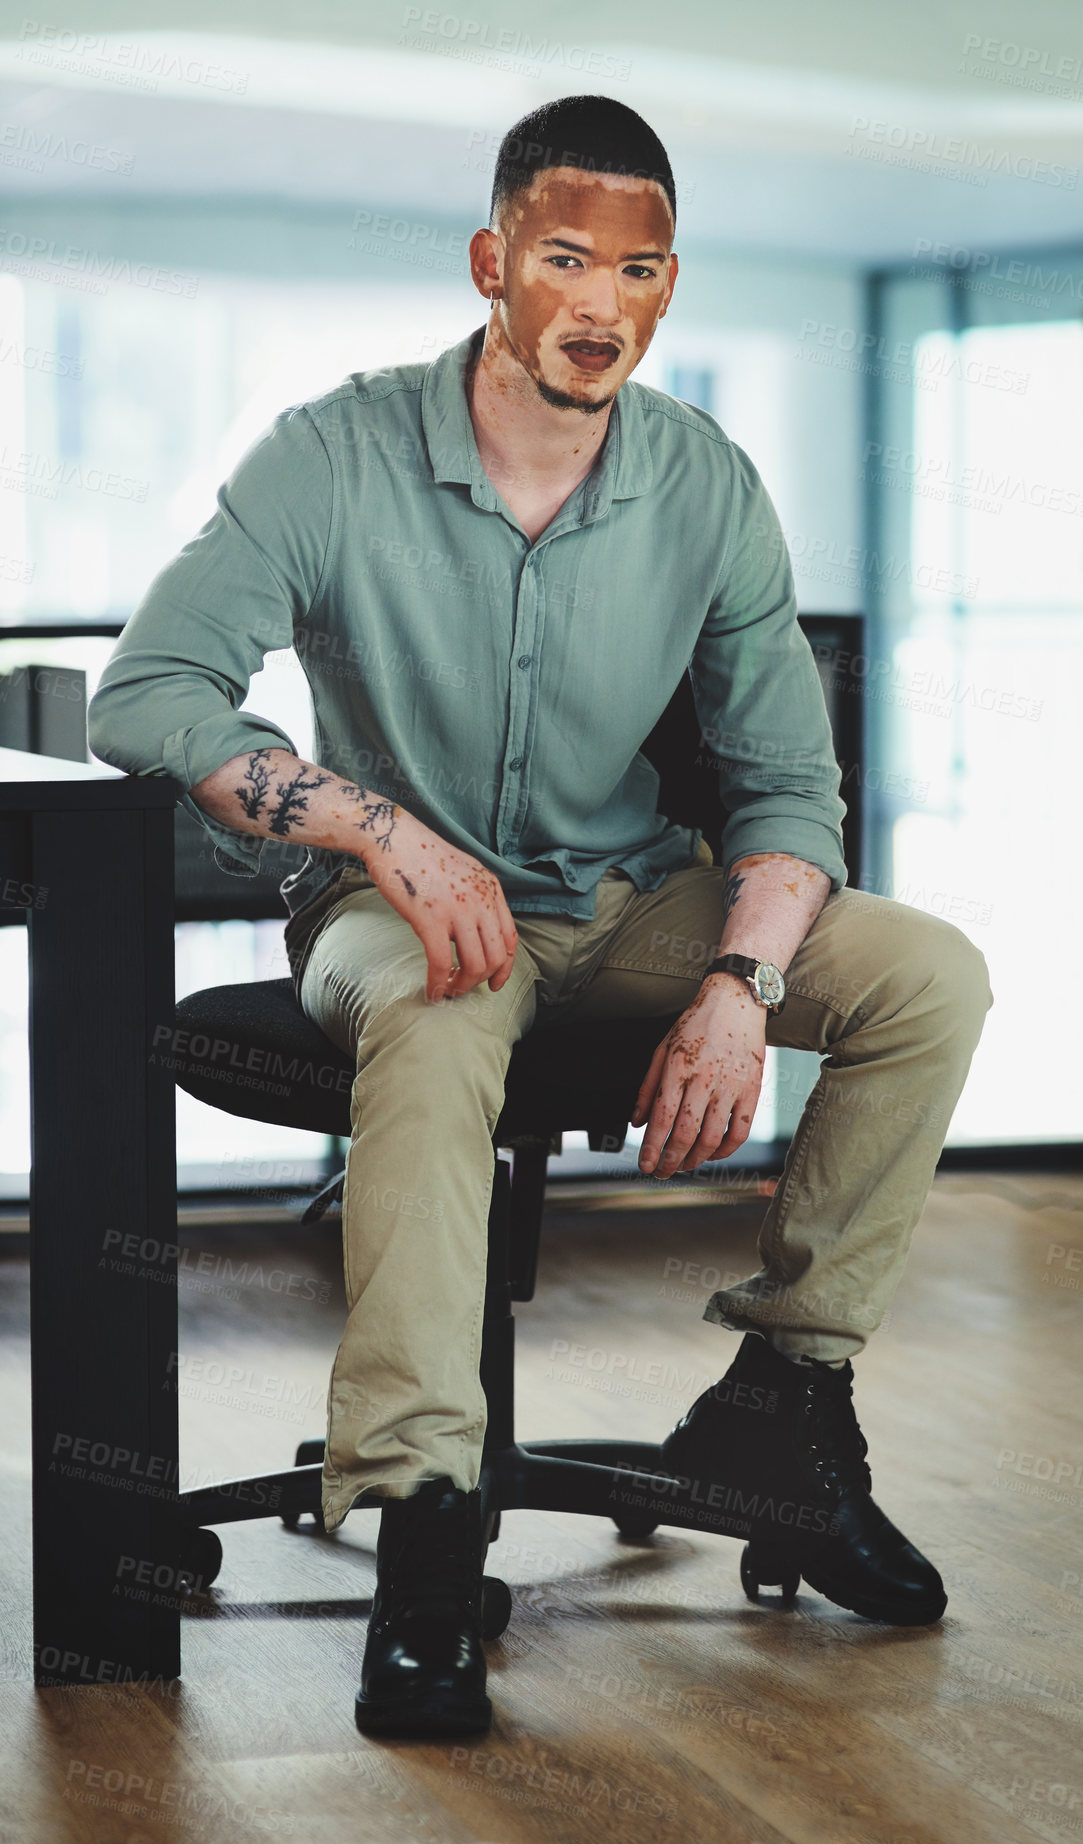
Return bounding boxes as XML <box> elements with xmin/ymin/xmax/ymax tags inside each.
<box><xmin>562</xmin><ymin>338</ymin><xmax>620</xmax><ymax>373</ymax></box>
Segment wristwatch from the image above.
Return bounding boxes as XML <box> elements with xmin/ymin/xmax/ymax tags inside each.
<box><xmin>703</xmin><ymin>953</ymin><xmax>787</xmax><ymax>1013</ymax></box>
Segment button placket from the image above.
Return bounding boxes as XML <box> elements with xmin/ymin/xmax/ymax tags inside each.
<box><xmin>496</xmin><ymin>548</ymin><xmax>542</xmax><ymax>855</ymax></box>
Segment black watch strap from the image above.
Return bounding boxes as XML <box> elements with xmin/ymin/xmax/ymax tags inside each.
<box><xmin>704</xmin><ymin>953</ymin><xmax>759</xmax><ymax>981</ymax></box>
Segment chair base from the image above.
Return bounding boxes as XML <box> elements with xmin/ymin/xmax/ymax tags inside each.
<box><xmin>172</xmin><ymin>1146</ymin><xmax>745</xmax><ymax>1606</ymax></box>
<box><xmin>175</xmin><ymin>1434</ymin><xmax>731</xmax><ymax>1563</ymax></box>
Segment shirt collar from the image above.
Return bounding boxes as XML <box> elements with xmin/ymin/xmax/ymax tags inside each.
<box><xmin>420</xmin><ymin>324</ymin><xmax>654</xmax><ymax>517</ymax></box>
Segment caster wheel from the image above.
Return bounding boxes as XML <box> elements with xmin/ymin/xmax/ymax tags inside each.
<box><xmin>740</xmin><ymin>1543</ymin><xmax>800</xmax><ymax>1604</ymax></box>
<box><xmin>612</xmin><ymin>1511</ymin><xmax>659</xmax><ymax>1541</ymax></box>
<box><xmin>480</xmin><ymin>1575</ymin><xmax>512</xmax><ymax>1640</ymax></box>
<box><xmin>281</xmin><ymin>1439</ymin><xmax>326</xmax><ymax>1529</ymax></box>
<box><xmin>174</xmin><ymin>1527</ymin><xmax>223</xmax><ymax>1592</ymax></box>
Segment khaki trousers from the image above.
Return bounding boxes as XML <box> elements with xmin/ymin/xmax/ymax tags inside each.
<box><xmin>290</xmin><ymin>845</ymin><xmax>993</xmax><ymax>1533</ymax></box>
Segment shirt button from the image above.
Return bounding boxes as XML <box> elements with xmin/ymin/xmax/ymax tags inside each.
<box><xmin>517</xmin><ymin>655</ymin><xmax>531</xmax><ymax>669</ymax></box>
<box><xmin>509</xmin><ymin>755</ymin><xmax>523</xmax><ymax>770</ymax></box>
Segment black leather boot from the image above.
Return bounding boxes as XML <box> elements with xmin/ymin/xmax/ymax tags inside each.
<box><xmin>656</xmin><ymin>1333</ymin><xmax>947</xmax><ymax>1625</ymax></box>
<box><xmin>355</xmin><ymin>1476</ymin><xmax>493</xmax><ymax>1737</ymax></box>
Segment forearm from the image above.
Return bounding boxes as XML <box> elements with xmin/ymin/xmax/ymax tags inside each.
<box><xmin>704</xmin><ymin>851</ymin><xmax>830</xmax><ymax>982</ymax></box>
<box><xmin>188</xmin><ymin>746</ymin><xmax>404</xmax><ymax>868</ymax></box>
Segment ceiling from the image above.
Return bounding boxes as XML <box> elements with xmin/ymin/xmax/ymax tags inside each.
<box><xmin>1</xmin><ymin>0</ymin><xmax>1082</xmax><ymax>262</ymax></box>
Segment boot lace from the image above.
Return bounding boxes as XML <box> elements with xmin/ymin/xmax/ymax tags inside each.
<box><xmin>803</xmin><ymin>1363</ymin><xmax>873</xmax><ymax>1498</ymax></box>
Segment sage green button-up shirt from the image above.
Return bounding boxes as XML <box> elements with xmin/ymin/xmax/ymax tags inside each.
<box><xmin>87</xmin><ymin>324</ymin><xmax>846</xmax><ymax>924</ymax></box>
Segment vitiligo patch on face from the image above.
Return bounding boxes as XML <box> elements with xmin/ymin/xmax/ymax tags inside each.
<box><xmin>492</xmin><ymin>167</ymin><xmax>676</xmax><ymax>402</ymax></box>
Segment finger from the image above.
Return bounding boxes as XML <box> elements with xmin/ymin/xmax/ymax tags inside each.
<box><xmin>495</xmin><ymin>890</ymin><xmax>519</xmax><ymax>960</ymax></box>
<box><xmin>677</xmin><ymin>1098</ymin><xmax>736</xmax><ymax>1171</ymax></box>
<box><xmin>487</xmin><ymin>946</ymin><xmax>519</xmax><ymax>992</ymax></box>
<box><xmin>629</xmin><ymin>1036</ymin><xmax>670</xmax><ymax>1128</ymax></box>
<box><xmin>715</xmin><ymin>1098</ymin><xmax>759</xmax><ymax>1157</ymax></box>
<box><xmin>474</xmin><ymin>906</ymin><xmax>512</xmax><ymax>988</ymax></box>
<box><xmin>446</xmin><ymin>921</ymin><xmax>487</xmax><ymax>996</ymax></box>
<box><xmin>484</xmin><ymin>880</ymin><xmax>519</xmax><ymax>982</ymax></box>
<box><xmin>638</xmin><ymin>1076</ymin><xmax>693</xmax><ymax>1173</ymax></box>
<box><xmin>422</xmin><ymin>932</ymin><xmax>454</xmax><ymax>1003</ymax></box>
<box><xmin>652</xmin><ymin>1086</ymin><xmax>712</xmax><ymax>1175</ymax></box>
<box><xmin>713</xmin><ymin>1076</ymin><xmax>762</xmax><ymax>1157</ymax></box>
<box><xmin>488</xmin><ymin>946</ymin><xmax>519</xmax><ymax>992</ymax></box>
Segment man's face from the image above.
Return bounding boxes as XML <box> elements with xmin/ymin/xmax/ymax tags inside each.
<box><xmin>473</xmin><ymin>166</ymin><xmax>678</xmax><ymax>414</ymax></box>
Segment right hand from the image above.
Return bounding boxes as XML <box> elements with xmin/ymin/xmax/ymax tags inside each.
<box><xmin>362</xmin><ymin>810</ymin><xmax>520</xmax><ymax>1003</ymax></box>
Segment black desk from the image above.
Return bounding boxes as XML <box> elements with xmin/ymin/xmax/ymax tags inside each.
<box><xmin>0</xmin><ymin>747</ymin><xmax>182</xmax><ymax>1687</ymax></box>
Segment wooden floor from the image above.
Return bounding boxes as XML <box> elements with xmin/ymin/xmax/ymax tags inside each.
<box><xmin>2</xmin><ymin>1168</ymin><xmax>1082</xmax><ymax>1844</ymax></box>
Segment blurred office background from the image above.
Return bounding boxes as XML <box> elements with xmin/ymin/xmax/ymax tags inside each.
<box><xmin>0</xmin><ymin>1</ymin><xmax>1080</xmax><ymax>1196</ymax></box>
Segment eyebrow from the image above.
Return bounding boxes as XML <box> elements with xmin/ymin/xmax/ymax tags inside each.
<box><xmin>538</xmin><ymin>236</ymin><xmax>668</xmax><ymax>262</ymax></box>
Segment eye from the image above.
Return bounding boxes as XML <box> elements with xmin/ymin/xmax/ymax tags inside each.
<box><xmin>543</xmin><ymin>256</ymin><xmax>657</xmax><ymax>280</ymax></box>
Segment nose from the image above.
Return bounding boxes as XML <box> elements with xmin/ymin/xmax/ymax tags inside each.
<box><xmin>573</xmin><ymin>263</ymin><xmax>621</xmax><ymax>328</ymax></box>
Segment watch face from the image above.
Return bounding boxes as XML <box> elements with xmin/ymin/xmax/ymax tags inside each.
<box><xmin>754</xmin><ymin>962</ymin><xmax>785</xmax><ymax>1006</ymax></box>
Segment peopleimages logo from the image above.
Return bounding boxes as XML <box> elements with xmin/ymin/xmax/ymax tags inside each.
<box><xmin>847</xmin><ymin>117</ymin><xmax>1077</xmax><ymax>188</ymax></box>
<box><xmin>910</xmin><ymin>238</ymin><xmax>1083</xmax><ymax>302</ymax></box>
<box><xmin>16</xmin><ymin>22</ymin><xmax>250</xmax><ymax>95</ymax></box>
<box><xmin>0</xmin><ymin>121</ymin><xmax>134</xmax><ymax>175</ymax></box>
<box><xmin>861</xmin><ymin>441</ymin><xmax>1083</xmax><ymax>516</ymax></box>
<box><xmin>0</xmin><ymin>228</ymin><xmax>198</xmax><ymax>296</ymax></box>
<box><xmin>399</xmin><ymin>7</ymin><xmax>632</xmax><ymax>79</ymax></box>
<box><xmin>961</xmin><ymin>31</ymin><xmax>1083</xmax><ymax>82</ymax></box>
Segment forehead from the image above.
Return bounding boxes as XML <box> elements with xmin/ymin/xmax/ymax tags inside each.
<box><xmin>502</xmin><ymin>166</ymin><xmax>674</xmax><ymax>245</ymax></box>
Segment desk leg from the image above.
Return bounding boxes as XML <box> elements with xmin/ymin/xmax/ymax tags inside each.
<box><xmin>28</xmin><ymin>806</ymin><xmax>180</xmax><ymax>1686</ymax></box>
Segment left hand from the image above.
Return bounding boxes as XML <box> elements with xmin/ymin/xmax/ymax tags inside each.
<box><xmin>630</xmin><ymin>979</ymin><xmax>767</xmax><ymax>1176</ymax></box>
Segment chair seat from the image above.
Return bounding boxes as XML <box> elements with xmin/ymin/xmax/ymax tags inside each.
<box><xmin>173</xmin><ymin>978</ymin><xmax>683</xmax><ymax>1145</ymax></box>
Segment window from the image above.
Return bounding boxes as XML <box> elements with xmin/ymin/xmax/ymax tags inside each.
<box><xmin>868</xmin><ymin>311</ymin><xmax>1082</xmax><ymax>1143</ymax></box>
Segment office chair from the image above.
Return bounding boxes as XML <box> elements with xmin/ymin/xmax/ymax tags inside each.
<box><xmin>169</xmin><ymin>621</ymin><xmax>863</xmax><ymax>1632</ymax></box>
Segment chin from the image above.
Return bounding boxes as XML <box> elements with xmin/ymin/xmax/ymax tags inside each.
<box><xmin>535</xmin><ymin>381</ymin><xmax>614</xmax><ymax>413</ymax></box>
<box><xmin>534</xmin><ymin>364</ymin><xmax>622</xmax><ymax>414</ymax></box>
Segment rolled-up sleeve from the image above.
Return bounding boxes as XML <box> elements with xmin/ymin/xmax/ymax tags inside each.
<box><xmin>689</xmin><ymin>442</ymin><xmax>847</xmax><ymax>892</ymax></box>
<box><xmin>86</xmin><ymin>405</ymin><xmax>334</xmax><ymax>876</ymax></box>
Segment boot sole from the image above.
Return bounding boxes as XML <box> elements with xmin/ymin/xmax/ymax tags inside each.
<box><xmin>355</xmin><ymin>1691</ymin><xmax>492</xmax><ymax>1738</ymax></box>
<box><xmin>800</xmin><ymin>1566</ymin><xmax>947</xmax><ymax>1626</ymax></box>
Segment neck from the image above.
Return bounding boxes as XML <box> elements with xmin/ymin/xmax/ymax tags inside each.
<box><xmin>466</xmin><ymin>313</ymin><xmax>614</xmax><ymax>490</ymax></box>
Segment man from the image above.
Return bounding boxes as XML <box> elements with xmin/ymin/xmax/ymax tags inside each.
<box><xmin>87</xmin><ymin>94</ymin><xmax>992</xmax><ymax>1740</ymax></box>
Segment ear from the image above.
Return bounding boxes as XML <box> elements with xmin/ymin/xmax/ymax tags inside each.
<box><xmin>469</xmin><ymin>227</ymin><xmax>504</xmax><ymax>304</ymax></box>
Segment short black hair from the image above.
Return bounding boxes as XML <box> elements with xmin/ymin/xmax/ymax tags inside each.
<box><xmin>489</xmin><ymin>94</ymin><xmax>676</xmax><ymax>236</ymax></box>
